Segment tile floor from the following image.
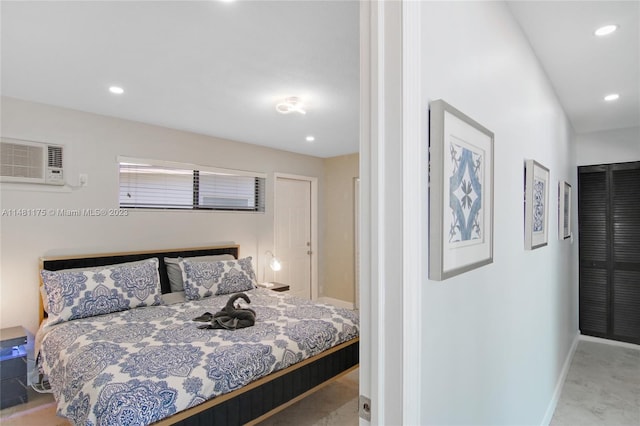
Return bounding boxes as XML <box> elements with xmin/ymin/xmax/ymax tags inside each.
<box><xmin>550</xmin><ymin>339</ymin><xmax>640</xmax><ymax>426</ymax></box>
<box><xmin>0</xmin><ymin>388</ymin><xmax>69</xmax><ymax>426</ymax></box>
<box><xmin>1</xmin><ymin>339</ymin><xmax>637</xmax><ymax>426</ymax></box>
<box><xmin>257</xmin><ymin>368</ymin><xmax>359</xmax><ymax>426</ymax></box>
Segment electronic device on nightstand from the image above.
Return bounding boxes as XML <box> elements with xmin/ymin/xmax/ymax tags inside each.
<box><xmin>258</xmin><ymin>282</ymin><xmax>290</xmax><ymax>292</ymax></box>
<box><xmin>0</xmin><ymin>326</ymin><xmax>28</xmax><ymax>409</ymax></box>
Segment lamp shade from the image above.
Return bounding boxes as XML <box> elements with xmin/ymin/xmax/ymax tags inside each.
<box><xmin>265</xmin><ymin>250</ymin><xmax>282</xmax><ymax>272</ymax></box>
<box><xmin>269</xmin><ymin>256</ymin><xmax>282</xmax><ymax>271</ymax></box>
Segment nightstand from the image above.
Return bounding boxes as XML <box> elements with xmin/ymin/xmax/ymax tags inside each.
<box><xmin>268</xmin><ymin>282</ymin><xmax>290</xmax><ymax>292</ymax></box>
<box><xmin>0</xmin><ymin>326</ymin><xmax>28</xmax><ymax>409</ymax></box>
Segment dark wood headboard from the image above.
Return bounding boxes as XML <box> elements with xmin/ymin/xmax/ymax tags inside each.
<box><xmin>39</xmin><ymin>244</ymin><xmax>240</xmax><ymax>323</ymax></box>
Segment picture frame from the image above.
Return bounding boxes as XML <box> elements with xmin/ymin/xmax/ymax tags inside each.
<box><xmin>429</xmin><ymin>99</ymin><xmax>494</xmax><ymax>281</ymax></box>
<box><xmin>524</xmin><ymin>160</ymin><xmax>550</xmax><ymax>250</ymax></box>
<box><xmin>558</xmin><ymin>180</ymin><xmax>572</xmax><ymax>240</ymax></box>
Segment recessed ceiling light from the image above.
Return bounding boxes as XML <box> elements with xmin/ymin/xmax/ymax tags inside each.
<box><xmin>109</xmin><ymin>86</ymin><xmax>124</xmax><ymax>95</ymax></box>
<box><xmin>276</xmin><ymin>97</ymin><xmax>306</xmax><ymax>115</ymax></box>
<box><xmin>594</xmin><ymin>24</ymin><xmax>618</xmax><ymax>37</ymax></box>
<box><xmin>604</xmin><ymin>93</ymin><xmax>620</xmax><ymax>102</ymax></box>
<box><xmin>306</xmin><ymin>136</ymin><xmax>315</xmax><ymax>142</ymax></box>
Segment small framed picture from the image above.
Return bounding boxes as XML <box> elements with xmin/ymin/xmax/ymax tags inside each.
<box><xmin>558</xmin><ymin>181</ymin><xmax>572</xmax><ymax>240</ymax></box>
<box><xmin>429</xmin><ymin>99</ymin><xmax>494</xmax><ymax>280</ymax></box>
<box><xmin>524</xmin><ymin>160</ymin><xmax>550</xmax><ymax>250</ymax></box>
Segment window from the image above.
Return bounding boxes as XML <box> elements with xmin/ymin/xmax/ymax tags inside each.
<box><xmin>118</xmin><ymin>157</ymin><xmax>265</xmax><ymax>212</ymax></box>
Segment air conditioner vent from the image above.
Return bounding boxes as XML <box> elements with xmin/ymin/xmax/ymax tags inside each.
<box><xmin>48</xmin><ymin>145</ymin><xmax>63</xmax><ymax>168</ymax></box>
<box><xmin>1</xmin><ymin>138</ymin><xmax>64</xmax><ymax>185</ymax></box>
<box><xmin>1</xmin><ymin>141</ymin><xmax>44</xmax><ymax>179</ymax></box>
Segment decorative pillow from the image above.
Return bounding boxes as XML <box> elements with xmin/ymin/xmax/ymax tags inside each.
<box><xmin>161</xmin><ymin>291</ymin><xmax>186</xmax><ymax>305</ymax></box>
<box><xmin>180</xmin><ymin>256</ymin><xmax>257</xmax><ymax>300</ymax></box>
<box><xmin>216</xmin><ymin>257</ymin><xmax>258</xmax><ymax>295</ymax></box>
<box><xmin>40</xmin><ymin>258</ymin><xmax>162</xmax><ymax>325</ymax></box>
<box><xmin>164</xmin><ymin>254</ymin><xmax>235</xmax><ymax>292</ymax></box>
<box><xmin>40</xmin><ymin>286</ymin><xmax>49</xmax><ymax>313</ymax></box>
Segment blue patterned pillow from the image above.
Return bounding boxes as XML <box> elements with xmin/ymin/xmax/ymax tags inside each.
<box><xmin>164</xmin><ymin>254</ymin><xmax>235</xmax><ymax>292</ymax></box>
<box><xmin>180</xmin><ymin>257</ymin><xmax>257</xmax><ymax>300</ymax></box>
<box><xmin>217</xmin><ymin>257</ymin><xmax>258</xmax><ymax>295</ymax></box>
<box><xmin>41</xmin><ymin>258</ymin><xmax>162</xmax><ymax>324</ymax></box>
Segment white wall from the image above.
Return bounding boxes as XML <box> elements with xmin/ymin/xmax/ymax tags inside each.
<box><xmin>0</xmin><ymin>96</ymin><xmax>325</xmax><ymax>333</ymax></box>
<box><xmin>323</xmin><ymin>153</ymin><xmax>358</xmax><ymax>303</ymax></box>
<box><xmin>418</xmin><ymin>3</ymin><xmax>578</xmax><ymax>424</ymax></box>
<box><xmin>576</xmin><ymin>126</ymin><xmax>640</xmax><ymax>166</ymax></box>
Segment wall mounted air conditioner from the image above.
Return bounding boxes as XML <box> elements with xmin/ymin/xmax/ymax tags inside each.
<box><xmin>0</xmin><ymin>138</ymin><xmax>64</xmax><ymax>185</ymax></box>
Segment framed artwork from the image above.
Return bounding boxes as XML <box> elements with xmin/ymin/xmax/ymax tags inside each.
<box><xmin>558</xmin><ymin>181</ymin><xmax>572</xmax><ymax>240</ymax></box>
<box><xmin>524</xmin><ymin>160</ymin><xmax>550</xmax><ymax>250</ymax></box>
<box><xmin>429</xmin><ymin>99</ymin><xmax>494</xmax><ymax>281</ymax></box>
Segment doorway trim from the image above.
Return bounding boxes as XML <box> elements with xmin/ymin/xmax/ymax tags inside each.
<box><xmin>273</xmin><ymin>172</ymin><xmax>319</xmax><ymax>301</ymax></box>
<box><xmin>401</xmin><ymin>1</ymin><xmax>423</xmax><ymax>424</ymax></box>
<box><xmin>359</xmin><ymin>0</ymin><xmax>422</xmax><ymax>424</ymax></box>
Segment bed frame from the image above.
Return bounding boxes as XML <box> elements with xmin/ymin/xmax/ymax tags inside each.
<box><xmin>39</xmin><ymin>244</ymin><xmax>359</xmax><ymax>425</ymax></box>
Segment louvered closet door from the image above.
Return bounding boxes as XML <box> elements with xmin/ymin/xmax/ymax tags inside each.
<box><xmin>578</xmin><ymin>167</ymin><xmax>608</xmax><ymax>337</ymax></box>
<box><xmin>611</xmin><ymin>165</ymin><xmax>640</xmax><ymax>342</ymax></box>
<box><xmin>578</xmin><ymin>161</ymin><xmax>640</xmax><ymax>345</ymax></box>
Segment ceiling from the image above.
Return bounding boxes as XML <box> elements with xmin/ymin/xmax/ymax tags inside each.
<box><xmin>507</xmin><ymin>1</ymin><xmax>639</xmax><ymax>135</ymax></box>
<box><xmin>0</xmin><ymin>1</ymin><xmax>360</xmax><ymax>158</ymax></box>
<box><xmin>1</xmin><ymin>2</ymin><xmax>637</xmax><ymax>159</ymax></box>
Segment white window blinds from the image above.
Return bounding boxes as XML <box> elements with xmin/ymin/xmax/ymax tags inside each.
<box><xmin>118</xmin><ymin>157</ymin><xmax>265</xmax><ymax>212</ymax></box>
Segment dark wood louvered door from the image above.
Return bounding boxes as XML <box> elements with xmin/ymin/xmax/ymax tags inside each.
<box><xmin>578</xmin><ymin>161</ymin><xmax>640</xmax><ymax>345</ymax></box>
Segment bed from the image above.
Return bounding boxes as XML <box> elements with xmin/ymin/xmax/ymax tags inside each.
<box><xmin>36</xmin><ymin>245</ymin><xmax>359</xmax><ymax>426</ymax></box>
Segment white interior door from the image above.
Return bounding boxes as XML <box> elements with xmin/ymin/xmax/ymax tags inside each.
<box><xmin>275</xmin><ymin>176</ymin><xmax>313</xmax><ymax>299</ymax></box>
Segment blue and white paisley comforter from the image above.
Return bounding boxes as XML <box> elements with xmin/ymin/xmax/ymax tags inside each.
<box><xmin>37</xmin><ymin>288</ymin><xmax>359</xmax><ymax>426</ymax></box>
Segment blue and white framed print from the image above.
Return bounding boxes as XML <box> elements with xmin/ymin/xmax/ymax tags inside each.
<box><xmin>558</xmin><ymin>180</ymin><xmax>572</xmax><ymax>240</ymax></box>
<box><xmin>429</xmin><ymin>100</ymin><xmax>494</xmax><ymax>281</ymax></box>
<box><xmin>524</xmin><ymin>160</ymin><xmax>550</xmax><ymax>250</ymax></box>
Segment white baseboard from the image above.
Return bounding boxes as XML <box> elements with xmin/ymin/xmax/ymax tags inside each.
<box><xmin>579</xmin><ymin>334</ymin><xmax>640</xmax><ymax>350</ymax></box>
<box><xmin>317</xmin><ymin>296</ymin><xmax>355</xmax><ymax>310</ymax></box>
<box><xmin>540</xmin><ymin>332</ymin><xmax>580</xmax><ymax>426</ymax></box>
